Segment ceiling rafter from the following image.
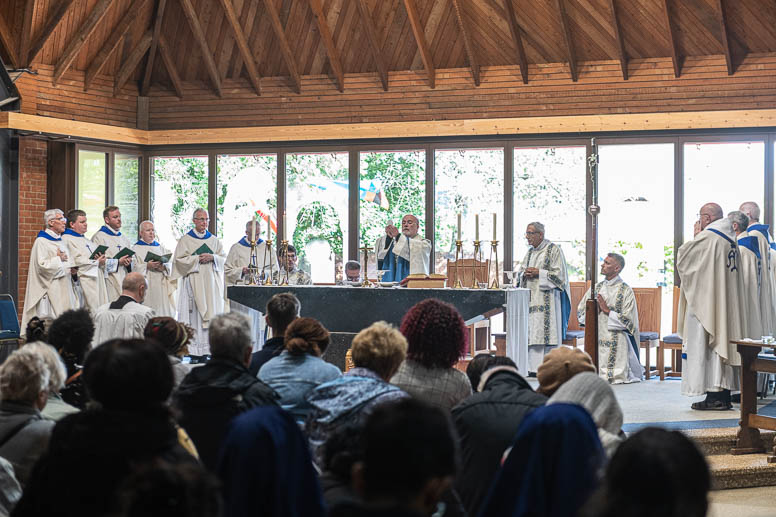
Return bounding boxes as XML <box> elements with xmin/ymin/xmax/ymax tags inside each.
<box><xmin>178</xmin><ymin>0</ymin><xmax>223</xmax><ymax>97</ymax></box>
<box><xmin>217</xmin><ymin>0</ymin><xmax>262</xmax><ymax>96</ymax></box>
<box><xmin>53</xmin><ymin>0</ymin><xmax>116</xmax><ymax>85</ymax></box>
<box><xmin>452</xmin><ymin>0</ymin><xmax>480</xmax><ymax>86</ymax></box>
<box><xmin>0</xmin><ymin>14</ymin><xmax>17</xmax><ymax>67</ymax></box>
<box><xmin>141</xmin><ymin>0</ymin><xmax>167</xmax><ymax>96</ymax></box>
<box><xmin>608</xmin><ymin>0</ymin><xmax>627</xmax><ymax>80</ymax></box>
<box><xmin>716</xmin><ymin>0</ymin><xmax>734</xmax><ymax>75</ymax></box>
<box><xmin>503</xmin><ymin>0</ymin><xmax>528</xmax><ymax>84</ymax></box>
<box><xmin>158</xmin><ymin>33</ymin><xmax>183</xmax><ymax>98</ymax></box>
<box><xmin>27</xmin><ymin>0</ymin><xmax>76</xmax><ymax>65</ymax></box>
<box><xmin>84</xmin><ymin>0</ymin><xmax>147</xmax><ymax>92</ymax></box>
<box><xmin>662</xmin><ymin>0</ymin><xmax>681</xmax><ymax>77</ymax></box>
<box><xmin>263</xmin><ymin>0</ymin><xmax>302</xmax><ymax>94</ymax></box>
<box><xmin>555</xmin><ymin>0</ymin><xmax>577</xmax><ymax>82</ymax></box>
<box><xmin>18</xmin><ymin>0</ymin><xmax>36</xmax><ymax>68</ymax></box>
<box><xmin>114</xmin><ymin>30</ymin><xmax>153</xmax><ymax>97</ymax></box>
<box><xmin>403</xmin><ymin>0</ymin><xmax>435</xmax><ymax>89</ymax></box>
<box><xmin>355</xmin><ymin>0</ymin><xmax>389</xmax><ymax>91</ymax></box>
<box><xmin>308</xmin><ymin>0</ymin><xmax>344</xmax><ymax>92</ymax></box>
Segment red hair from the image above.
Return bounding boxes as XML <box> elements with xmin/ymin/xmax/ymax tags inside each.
<box><xmin>399</xmin><ymin>299</ymin><xmax>468</xmax><ymax>369</ymax></box>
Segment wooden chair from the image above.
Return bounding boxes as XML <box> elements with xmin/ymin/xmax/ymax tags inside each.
<box><xmin>563</xmin><ymin>281</ymin><xmax>589</xmax><ymax>347</ymax></box>
<box><xmin>632</xmin><ymin>287</ymin><xmax>662</xmax><ymax>380</ymax></box>
<box><xmin>658</xmin><ymin>286</ymin><xmax>682</xmax><ymax>380</ymax></box>
<box><xmin>447</xmin><ymin>258</ymin><xmax>492</xmax><ymax>357</ymax></box>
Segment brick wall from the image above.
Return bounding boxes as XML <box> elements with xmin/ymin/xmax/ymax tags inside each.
<box><xmin>17</xmin><ymin>138</ymin><xmax>48</xmax><ymax>319</ymax></box>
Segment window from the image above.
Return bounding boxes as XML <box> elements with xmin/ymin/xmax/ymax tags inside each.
<box><xmin>77</xmin><ymin>150</ymin><xmax>106</xmax><ymax>232</ymax></box>
<box><xmin>114</xmin><ymin>154</ymin><xmax>140</xmax><ymax>238</ymax></box>
<box><xmin>286</xmin><ymin>152</ymin><xmax>349</xmax><ymax>283</ymax></box>
<box><xmin>151</xmin><ymin>156</ymin><xmax>209</xmax><ymax>251</ymax></box>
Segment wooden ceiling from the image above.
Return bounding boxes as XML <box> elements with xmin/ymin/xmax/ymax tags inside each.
<box><xmin>1</xmin><ymin>0</ymin><xmax>775</xmax><ymax>99</ymax></box>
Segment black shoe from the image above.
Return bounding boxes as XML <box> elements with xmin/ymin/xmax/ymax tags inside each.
<box><xmin>691</xmin><ymin>399</ymin><xmax>733</xmax><ymax>411</ymax></box>
<box><xmin>730</xmin><ymin>393</ymin><xmax>762</xmax><ymax>403</ymax></box>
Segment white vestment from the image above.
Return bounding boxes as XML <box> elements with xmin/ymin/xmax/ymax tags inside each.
<box><xmin>677</xmin><ymin>218</ymin><xmax>744</xmax><ymax>396</ymax></box>
<box><xmin>61</xmin><ymin>230</ymin><xmax>109</xmax><ymax>314</ymax></box>
<box><xmin>92</xmin><ymin>300</ymin><xmax>155</xmax><ymax>346</ymax></box>
<box><xmin>20</xmin><ymin>231</ymin><xmax>78</xmax><ymax>335</ymax></box>
<box><xmin>745</xmin><ymin>224</ymin><xmax>776</xmax><ymax>335</ymax></box>
<box><xmin>736</xmin><ymin>231</ymin><xmax>764</xmax><ymax>339</ymax></box>
<box><xmin>91</xmin><ymin>226</ymin><xmax>133</xmax><ymax>302</ymax></box>
<box><xmin>578</xmin><ymin>276</ymin><xmax>643</xmax><ymax>384</ymax></box>
<box><xmin>172</xmin><ymin>230</ymin><xmax>226</xmax><ymax>356</ymax></box>
<box><xmin>518</xmin><ymin>239</ymin><xmax>571</xmax><ymax>372</ymax></box>
<box><xmin>374</xmin><ymin>233</ymin><xmax>432</xmax><ymax>277</ymax></box>
<box><xmin>132</xmin><ymin>240</ymin><xmax>177</xmax><ymax>317</ymax></box>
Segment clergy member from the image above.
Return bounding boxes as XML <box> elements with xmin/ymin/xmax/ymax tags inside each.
<box><xmin>172</xmin><ymin>208</ymin><xmax>227</xmax><ymax>358</ymax></box>
<box><xmin>677</xmin><ymin>202</ymin><xmax>744</xmax><ymax>410</ymax></box>
<box><xmin>739</xmin><ymin>201</ymin><xmax>776</xmax><ymax>335</ymax></box>
<box><xmin>92</xmin><ymin>272</ymin><xmax>155</xmax><ymax>344</ymax></box>
<box><xmin>577</xmin><ymin>253</ymin><xmax>643</xmax><ymax>384</ymax></box>
<box><xmin>731</xmin><ymin>210</ymin><xmax>763</xmax><ymax>339</ymax></box>
<box><xmin>273</xmin><ymin>244</ymin><xmax>312</xmax><ymax>285</ymax></box>
<box><xmin>336</xmin><ymin>260</ymin><xmax>362</xmax><ymax>285</ymax></box>
<box><xmin>20</xmin><ymin>209</ymin><xmax>77</xmax><ymax>335</ymax></box>
<box><xmin>62</xmin><ymin>209</ymin><xmax>109</xmax><ymax>314</ymax></box>
<box><xmin>132</xmin><ymin>220</ymin><xmax>177</xmax><ymax>317</ymax></box>
<box><xmin>518</xmin><ymin>222</ymin><xmax>571</xmax><ymax>374</ymax></box>
<box><xmin>374</xmin><ymin>214</ymin><xmax>432</xmax><ymax>282</ymax></box>
<box><xmin>91</xmin><ymin>206</ymin><xmax>133</xmax><ymax>302</ymax></box>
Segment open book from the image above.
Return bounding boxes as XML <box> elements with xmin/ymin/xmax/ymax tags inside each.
<box><xmin>144</xmin><ymin>251</ymin><xmax>172</xmax><ymax>263</ymax></box>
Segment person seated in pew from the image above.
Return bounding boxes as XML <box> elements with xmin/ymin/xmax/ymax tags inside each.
<box><xmin>536</xmin><ymin>346</ymin><xmax>596</xmax><ymax>396</ymax></box>
<box><xmin>92</xmin><ymin>272</ymin><xmax>155</xmax><ymax>345</ymax></box>
<box><xmin>273</xmin><ymin>244</ymin><xmax>312</xmax><ymax>285</ymax></box>
<box><xmin>374</xmin><ymin>215</ymin><xmax>432</xmax><ymax>283</ymax></box>
<box><xmin>248</xmin><ymin>292</ymin><xmax>300</xmax><ymax>376</ymax></box>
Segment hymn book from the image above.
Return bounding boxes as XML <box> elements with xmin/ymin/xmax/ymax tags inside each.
<box><xmin>88</xmin><ymin>245</ymin><xmax>109</xmax><ymax>260</ymax></box>
<box><xmin>193</xmin><ymin>243</ymin><xmax>214</xmax><ymax>255</ymax></box>
<box><xmin>144</xmin><ymin>251</ymin><xmax>172</xmax><ymax>263</ymax></box>
<box><xmin>113</xmin><ymin>247</ymin><xmax>136</xmax><ymax>260</ymax></box>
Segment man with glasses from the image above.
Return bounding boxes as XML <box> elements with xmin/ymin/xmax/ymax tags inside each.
<box><xmin>374</xmin><ymin>214</ymin><xmax>431</xmax><ymax>283</ymax></box>
<box><xmin>172</xmin><ymin>208</ymin><xmax>227</xmax><ymax>359</ymax></box>
<box><xmin>677</xmin><ymin>202</ymin><xmax>745</xmax><ymax>410</ymax></box>
<box><xmin>91</xmin><ymin>206</ymin><xmax>134</xmax><ymax>302</ymax></box>
<box><xmin>518</xmin><ymin>222</ymin><xmax>571</xmax><ymax>375</ymax></box>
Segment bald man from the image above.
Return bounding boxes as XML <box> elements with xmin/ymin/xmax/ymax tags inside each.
<box><xmin>132</xmin><ymin>220</ymin><xmax>177</xmax><ymax>317</ymax></box>
<box><xmin>677</xmin><ymin>202</ymin><xmax>745</xmax><ymax>410</ymax></box>
<box><xmin>374</xmin><ymin>214</ymin><xmax>432</xmax><ymax>282</ymax></box>
<box><xmin>92</xmin><ymin>272</ymin><xmax>155</xmax><ymax>345</ymax></box>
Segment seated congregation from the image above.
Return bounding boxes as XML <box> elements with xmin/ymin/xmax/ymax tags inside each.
<box><xmin>0</xmin><ymin>294</ymin><xmax>711</xmax><ymax>517</ymax></box>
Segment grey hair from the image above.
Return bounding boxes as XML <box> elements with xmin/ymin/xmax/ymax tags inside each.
<box><xmin>209</xmin><ymin>312</ymin><xmax>252</xmax><ymax>362</ymax></box>
<box><xmin>739</xmin><ymin>201</ymin><xmax>760</xmax><ymax>223</ymax></box>
<box><xmin>728</xmin><ymin>210</ymin><xmax>749</xmax><ymax>231</ymax></box>
<box><xmin>23</xmin><ymin>341</ymin><xmax>67</xmax><ymax>392</ymax></box>
<box><xmin>43</xmin><ymin>209</ymin><xmax>64</xmax><ymax>228</ymax></box>
<box><xmin>139</xmin><ymin>220</ymin><xmax>154</xmax><ymax>230</ymax></box>
<box><xmin>527</xmin><ymin>221</ymin><xmax>545</xmax><ymax>234</ymax></box>
<box><xmin>345</xmin><ymin>260</ymin><xmax>361</xmax><ymax>270</ymax></box>
<box><xmin>0</xmin><ymin>349</ymin><xmax>50</xmax><ymax>405</ymax></box>
<box><xmin>607</xmin><ymin>252</ymin><xmax>625</xmax><ymax>271</ymax></box>
<box><xmin>192</xmin><ymin>207</ymin><xmax>208</xmax><ymax>219</ymax></box>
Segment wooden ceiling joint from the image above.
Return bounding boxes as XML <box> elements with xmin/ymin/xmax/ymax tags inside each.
<box><xmin>555</xmin><ymin>0</ymin><xmax>577</xmax><ymax>82</ymax></box>
<box><xmin>355</xmin><ymin>0</ymin><xmax>389</xmax><ymax>91</ymax></box>
<box><xmin>403</xmin><ymin>0</ymin><xmax>435</xmax><ymax>89</ymax></box>
<box><xmin>308</xmin><ymin>0</ymin><xmax>344</xmax><ymax>92</ymax></box>
<box><xmin>218</xmin><ymin>0</ymin><xmax>262</xmax><ymax>96</ymax></box>
<box><xmin>452</xmin><ymin>0</ymin><xmax>480</xmax><ymax>86</ymax></box>
<box><xmin>141</xmin><ymin>0</ymin><xmax>168</xmax><ymax>96</ymax></box>
<box><xmin>662</xmin><ymin>0</ymin><xmax>681</xmax><ymax>78</ymax></box>
<box><xmin>608</xmin><ymin>0</ymin><xmax>627</xmax><ymax>80</ymax></box>
<box><xmin>114</xmin><ymin>30</ymin><xmax>153</xmax><ymax>97</ymax></box>
<box><xmin>157</xmin><ymin>33</ymin><xmax>183</xmax><ymax>98</ymax></box>
<box><xmin>53</xmin><ymin>0</ymin><xmax>116</xmax><ymax>85</ymax></box>
<box><xmin>716</xmin><ymin>0</ymin><xmax>734</xmax><ymax>75</ymax></box>
<box><xmin>503</xmin><ymin>0</ymin><xmax>528</xmax><ymax>84</ymax></box>
<box><xmin>18</xmin><ymin>0</ymin><xmax>36</xmax><ymax>68</ymax></box>
<box><xmin>28</xmin><ymin>0</ymin><xmax>77</xmax><ymax>65</ymax></box>
<box><xmin>0</xmin><ymin>14</ymin><xmax>17</xmax><ymax>68</ymax></box>
<box><xmin>178</xmin><ymin>0</ymin><xmax>223</xmax><ymax>97</ymax></box>
<box><xmin>263</xmin><ymin>0</ymin><xmax>302</xmax><ymax>94</ymax></box>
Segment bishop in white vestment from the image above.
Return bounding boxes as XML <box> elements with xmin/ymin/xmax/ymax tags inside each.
<box><xmin>678</xmin><ymin>204</ymin><xmax>744</xmax><ymax>410</ymax></box>
<box><xmin>172</xmin><ymin>209</ymin><xmax>227</xmax><ymax>356</ymax></box>
<box><xmin>21</xmin><ymin>209</ymin><xmax>78</xmax><ymax>335</ymax></box>
<box><xmin>578</xmin><ymin>253</ymin><xmax>643</xmax><ymax>384</ymax></box>
<box><xmin>518</xmin><ymin>222</ymin><xmax>572</xmax><ymax>373</ymax></box>
<box><xmin>374</xmin><ymin>214</ymin><xmax>432</xmax><ymax>282</ymax></box>
<box><xmin>91</xmin><ymin>206</ymin><xmax>133</xmax><ymax>302</ymax></box>
<box><xmin>132</xmin><ymin>221</ymin><xmax>177</xmax><ymax>317</ymax></box>
<box><xmin>739</xmin><ymin>201</ymin><xmax>776</xmax><ymax>335</ymax></box>
<box><xmin>61</xmin><ymin>209</ymin><xmax>109</xmax><ymax>314</ymax></box>
<box><xmin>92</xmin><ymin>272</ymin><xmax>155</xmax><ymax>345</ymax></box>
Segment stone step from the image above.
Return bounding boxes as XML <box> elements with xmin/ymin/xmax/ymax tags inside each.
<box><xmin>682</xmin><ymin>428</ymin><xmax>776</xmax><ymax>456</ymax></box>
<box><xmin>707</xmin><ymin>454</ymin><xmax>776</xmax><ymax>490</ymax></box>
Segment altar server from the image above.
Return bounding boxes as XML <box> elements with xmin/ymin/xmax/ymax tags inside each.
<box><xmin>731</xmin><ymin>211</ymin><xmax>763</xmax><ymax>339</ymax></box>
<box><xmin>172</xmin><ymin>208</ymin><xmax>226</xmax><ymax>357</ymax></box>
<box><xmin>274</xmin><ymin>245</ymin><xmax>312</xmax><ymax>285</ymax></box>
<box><xmin>374</xmin><ymin>214</ymin><xmax>432</xmax><ymax>282</ymax></box>
<box><xmin>518</xmin><ymin>222</ymin><xmax>571</xmax><ymax>374</ymax></box>
<box><xmin>578</xmin><ymin>253</ymin><xmax>643</xmax><ymax>384</ymax></box>
<box><xmin>20</xmin><ymin>209</ymin><xmax>77</xmax><ymax>334</ymax></box>
<box><xmin>678</xmin><ymin>203</ymin><xmax>744</xmax><ymax>410</ymax></box>
<box><xmin>91</xmin><ymin>206</ymin><xmax>133</xmax><ymax>302</ymax></box>
<box><xmin>61</xmin><ymin>209</ymin><xmax>108</xmax><ymax>313</ymax></box>
<box><xmin>132</xmin><ymin>220</ymin><xmax>176</xmax><ymax>317</ymax></box>
<box><xmin>739</xmin><ymin>201</ymin><xmax>776</xmax><ymax>335</ymax></box>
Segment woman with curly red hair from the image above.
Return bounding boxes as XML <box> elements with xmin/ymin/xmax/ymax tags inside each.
<box><xmin>390</xmin><ymin>298</ymin><xmax>472</xmax><ymax>410</ymax></box>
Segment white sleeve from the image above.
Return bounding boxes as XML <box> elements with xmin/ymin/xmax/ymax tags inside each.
<box><xmin>105</xmin><ymin>258</ymin><xmax>118</xmax><ymax>274</ymax></box>
<box><xmin>538</xmin><ymin>269</ymin><xmax>555</xmax><ymax>291</ymax></box>
<box><xmin>607</xmin><ymin>311</ymin><xmax>628</xmax><ymax>331</ymax></box>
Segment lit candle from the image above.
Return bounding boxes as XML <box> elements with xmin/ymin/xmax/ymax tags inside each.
<box><xmin>456</xmin><ymin>213</ymin><xmax>461</xmax><ymax>241</ymax></box>
<box><xmin>251</xmin><ymin>215</ymin><xmax>257</xmax><ymax>243</ymax></box>
<box><xmin>283</xmin><ymin>211</ymin><xmax>287</xmax><ymax>241</ymax></box>
<box><xmin>492</xmin><ymin>213</ymin><xmax>497</xmax><ymax>241</ymax></box>
<box><xmin>475</xmin><ymin>214</ymin><xmax>479</xmax><ymax>241</ymax></box>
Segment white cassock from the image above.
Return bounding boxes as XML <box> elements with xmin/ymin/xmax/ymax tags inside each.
<box><xmin>518</xmin><ymin>239</ymin><xmax>571</xmax><ymax>373</ymax></box>
<box><xmin>91</xmin><ymin>226</ymin><xmax>133</xmax><ymax>302</ymax></box>
<box><xmin>20</xmin><ymin>230</ymin><xmax>78</xmax><ymax>335</ymax></box>
<box><xmin>677</xmin><ymin>217</ymin><xmax>744</xmax><ymax>396</ymax></box>
<box><xmin>736</xmin><ymin>231</ymin><xmax>764</xmax><ymax>339</ymax></box>
<box><xmin>374</xmin><ymin>233</ymin><xmax>432</xmax><ymax>281</ymax></box>
<box><xmin>744</xmin><ymin>224</ymin><xmax>776</xmax><ymax>335</ymax></box>
<box><xmin>132</xmin><ymin>240</ymin><xmax>177</xmax><ymax>317</ymax></box>
<box><xmin>61</xmin><ymin>229</ymin><xmax>109</xmax><ymax>314</ymax></box>
<box><xmin>224</xmin><ymin>238</ymin><xmax>278</xmax><ymax>352</ymax></box>
<box><xmin>92</xmin><ymin>300</ymin><xmax>155</xmax><ymax>346</ymax></box>
<box><xmin>578</xmin><ymin>276</ymin><xmax>643</xmax><ymax>384</ymax></box>
<box><xmin>172</xmin><ymin>229</ymin><xmax>226</xmax><ymax>356</ymax></box>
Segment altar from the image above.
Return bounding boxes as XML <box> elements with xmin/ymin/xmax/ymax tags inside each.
<box><xmin>227</xmin><ymin>285</ymin><xmax>530</xmax><ymax>372</ymax></box>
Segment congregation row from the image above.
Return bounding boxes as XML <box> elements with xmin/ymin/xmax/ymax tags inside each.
<box><xmin>0</xmin><ymin>292</ymin><xmax>710</xmax><ymax>517</ymax></box>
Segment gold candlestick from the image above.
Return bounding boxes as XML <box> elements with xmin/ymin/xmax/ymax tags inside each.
<box><xmin>262</xmin><ymin>239</ymin><xmax>275</xmax><ymax>285</ymax></box>
<box><xmin>471</xmin><ymin>240</ymin><xmax>482</xmax><ymax>289</ymax></box>
<box><xmin>279</xmin><ymin>240</ymin><xmax>290</xmax><ymax>286</ymax></box>
<box><xmin>359</xmin><ymin>244</ymin><xmax>373</xmax><ymax>287</ymax></box>
<box><xmin>246</xmin><ymin>238</ymin><xmax>259</xmax><ymax>285</ymax></box>
<box><xmin>452</xmin><ymin>240</ymin><xmax>464</xmax><ymax>288</ymax></box>
<box><xmin>489</xmin><ymin>240</ymin><xmax>500</xmax><ymax>289</ymax></box>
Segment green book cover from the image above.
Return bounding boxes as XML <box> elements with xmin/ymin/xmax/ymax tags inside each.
<box><xmin>88</xmin><ymin>245</ymin><xmax>109</xmax><ymax>260</ymax></box>
<box><xmin>193</xmin><ymin>243</ymin><xmax>214</xmax><ymax>255</ymax></box>
<box><xmin>113</xmin><ymin>247</ymin><xmax>136</xmax><ymax>260</ymax></box>
<box><xmin>145</xmin><ymin>251</ymin><xmax>172</xmax><ymax>263</ymax></box>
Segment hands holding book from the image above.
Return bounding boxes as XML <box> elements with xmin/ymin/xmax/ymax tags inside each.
<box><xmin>199</xmin><ymin>253</ymin><xmax>214</xmax><ymax>264</ymax></box>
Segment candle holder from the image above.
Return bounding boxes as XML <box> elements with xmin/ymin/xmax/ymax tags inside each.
<box><xmin>488</xmin><ymin>240</ymin><xmax>500</xmax><ymax>289</ymax></box>
<box><xmin>262</xmin><ymin>239</ymin><xmax>275</xmax><ymax>285</ymax></box>
<box><xmin>359</xmin><ymin>244</ymin><xmax>373</xmax><ymax>287</ymax></box>
<box><xmin>471</xmin><ymin>240</ymin><xmax>482</xmax><ymax>289</ymax></box>
<box><xmin>279</xmin><ymin>240</ymin><xmax>290</xmax><ymax>286</ymax></box>
<box><xmin>246</xmin><ymin>238</ymin><xmax>260</xmax><ymax>285</ymax></box>
<box><xmin>452</xmin><ymin>240</ymin><xmax>464</xmax><ymax>288</ymax></box>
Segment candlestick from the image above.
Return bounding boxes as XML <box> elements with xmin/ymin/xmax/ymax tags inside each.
<box><xmin>475</xmin><ymin>214</ymin><xmax>479</xmax><ymax>241</ymax></box>
<box><xmin>489</xmin><ymin>240</ymin><xmax>501</xmax><ymax>289</ymax></box>
<box><xmin>452</xmin><ymin>240</ymin><xmax>464</xmax><ymax>288</ymax></box>
<box><xmin>492</xmin><ymin>213</ymin><xmax>497</xmax><ymax>241</ymax></box>
<box><xmin>282</xmin><ymin>211</ymin><xmax>287</xmax><ymax>241</ymax></box>
<box><xmin>251</xmin><ymin>215</ymin><xmax>257</xmax><ymax>244</ymax></box>
<box><xmin>456</xmin><ymin>213</ymin><xmax>461</xmax><ymax>241</ymax></box>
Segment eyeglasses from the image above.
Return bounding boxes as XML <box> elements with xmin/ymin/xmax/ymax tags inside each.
<box><xmin>194</xmin><ymin>217</ymin><xmax>210</xmax><ymax>221</ymax></box>
<box><xmin>525</xmin><ymin>231</ymin><xmax>540</xmax><ymax>235</ymax></box>
<box><xmin>696</xmin><ymin>213</ymin><xmax>711</xmax><ymax>220</ymax></box>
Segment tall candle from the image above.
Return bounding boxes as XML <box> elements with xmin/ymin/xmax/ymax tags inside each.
<box><xmin>475</xmin><ymin>214</ymin><xmax>479</xmax><ymax>241</ymax></box>
<box><xmin>456</xmin><ymin>213</ymin><xmax>461</xmax><ymax>241</ymax></box>
<box><xmin>492</xmin><ymin>213</ymin><xmax>497</xmax><ymax>241</ymax></box>
<box><xmin>251</xmin><ymin>215</ymin><xmax>257</xmax><ymax>243</ymax></box>
<box><xmin>283</xmin><ymin>211</ymin><xmax>287</xmax><ymax>241</ymax></box>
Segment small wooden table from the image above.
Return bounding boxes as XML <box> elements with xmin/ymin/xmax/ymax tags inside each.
<box><xmin>731</xmin><ymin>340</ymin><xmax>776</xmax><ymax>462</ymax></box>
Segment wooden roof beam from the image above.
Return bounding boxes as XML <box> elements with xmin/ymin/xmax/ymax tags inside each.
<box><xmin>114</xmin><ymin>31</ymin><xmax>152</xmax><ymax>97</ymax></box>
<box><xmin>403</xmin><ymin>0</ymin><xmax>435</xmax><ymax>89</ymax></box>
<box><xmin>140</xmin><ymin>0</ymin><xmax>167</xmax><ymax>96</ymax></box>
<box><xmin>263</xmin><ymin>0</ymin><xmax>302</xmax><ymax>94</ymax></box>
<box><xmin>555</xmin><ymin>0</ymin><xmax>577</xmax><ymax>82</ymax></box>
<box><xmin>218</xmin><ymin>0</ymin><xmax>262</xmax><ymax>96</ymax></box>
<box><xmin>53</xmin><ymin>0</ymin><xmax>116</xmax><ymax>85</ymax></box>
<box><xmin>503</xmin><ymin>0</ymin><xmax>528</xmax><ymax>84</ymax></box>
<box><xmin>608</xmin><ymin>0</ymin><xmax>627</xmax><ymax>80</ymax></box>
<box><xmin>18</xmin><ymin>0</ymin><xmax>36</xmax><ymax>68</ymax></box>
<box><xmin>716</xmin><ymin>0</ymin><xmax>734</xmax><ymax>75</ymax></box>
<box><xmin>0</xmin><ymin>14</ymin><xmax>17</xmax><ymax>67</ymax></box>
<box><xmin>308</xmin><ymin>0</ymin><xmax>344</xmax><ymax>92</ymax></box>
<box><xmin>28</xmin><ymin>0</ymin><xmax>77</xmax><ymax>65</ymax></box>
<box><xmin>452</xmin><ymin>0</ymin><xmax>480</xmax><ymax>86</ymax></box>
<box><xmin>84</xmin><ymin>0</ymin><xmax>147</xmax><ymax>91</ymax></box>
<box><xmin>662</xmin><ymin>0</ymin><xmax>681</xmax><ymax>77</ymax></box>
<box><xmin>355</xmin><ymin>0</ymin><xmax>389</xmax><ymax>91</ymax></box>
<box><xmin>158</xmin><ymin>33</ymin><xmax>183</xmax><ymax>98</ymax></box>
<box><xmin>178</xmin><ymin>0</ymin><xmax>222</xmax><ymax>97</ymax></box>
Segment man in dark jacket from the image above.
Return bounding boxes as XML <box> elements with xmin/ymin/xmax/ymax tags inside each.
<box><xmin>175</xmin><ymin>312</ymin><xmax>278</xmax><ymax>471</ymax></box>
<box><xmin>248</xmin><ymin>292</ymin><xmax>300</xmax><ymax>376</ymax></box>
<box><xmin>451</xmin><ymin>355</ymin><xmax>547</xmax><ymax>516</ymax></box>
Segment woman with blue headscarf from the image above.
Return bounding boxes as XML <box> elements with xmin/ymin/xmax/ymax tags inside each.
<box><xmin>479</xmin><ymin>403</ymin><xmax>604</xmax><ymax>517</ymax></box>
